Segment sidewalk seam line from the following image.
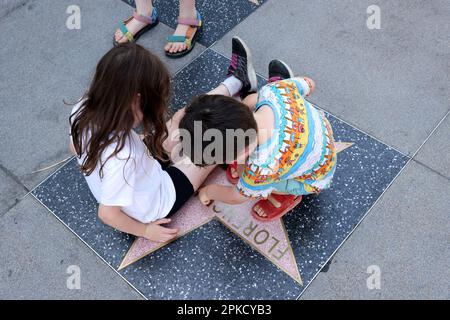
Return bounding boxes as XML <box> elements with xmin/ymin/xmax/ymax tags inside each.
<box><xmin>411</xmin><ymin>158</ymin><xmax>450</xmax><ymax>181</ymax></box>
<box><xmin>310</xmin><ymin>100</ymin><xmax>410</xmax><ymax>158</ymax></box>
<box><xmin>30</xmin><ymin>193</ymin><xmax>147</xmax><ymax>300</ymax></box>
<box><xmin>410</xmin><ymin>109</ymin><xmax>450</xmax><ymax>159</ymax></box>
<box><xmin>27</xmin><ymin>0</ymin><xmax>420</xmax><ymax>299</ymax></box>
<box><xmin>296</xmin><ymin>156</ymin><xmax>413</xmax><ymax>300</ymax></box>
<box><xmin>0</xmin><ymin>198</ymin><xmax>22</xmax><ymax>219</ymax></box>
<box><xmin>13</xmin><ymin>0</ymin><xmax>270</xmax><ymax>300</ymax></box>
<box><xmin>210</xmin><ymin>46</ymin><xmax>410</xmax><ymax>159</ymax></box>
<box><xmin>26</xmin><ymin>31</ymin><xmax>206</xmax><ymax>194</ymax></box>
<box><xmin>0</xmin><ymin>163</ymin><xmax>29</xmax><ymax>192</ymax></box>
<box><xmin>26</xmin><ymin>156</ymin><xmax>76</xmax><ymax>197</ymax></box>
<box><xmin>0</xmin><ymin>0</ymin><xmax>34</xmax><ymax>19</ymax></box>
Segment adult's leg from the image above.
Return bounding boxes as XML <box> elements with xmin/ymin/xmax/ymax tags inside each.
<box><xmin>115</xmin><ymin>0</ymin><xmax>154</xmax><ymax>44</ymax></box>
<box><xmin>165</xmin><ymin>0</ymin><xmax>197</xmax><ymax>54</ymax></box>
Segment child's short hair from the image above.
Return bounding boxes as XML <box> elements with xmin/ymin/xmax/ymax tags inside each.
<box><xmin>179</xmin><ymin>94</ymin><xmax>258</xmax><ymax>166</ymax></box>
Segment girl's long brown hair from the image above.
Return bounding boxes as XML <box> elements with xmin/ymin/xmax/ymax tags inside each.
<box><xmin>70</xmin><ymin>43</ymin><xmax>170</xmax><ymax>177</ymax></box>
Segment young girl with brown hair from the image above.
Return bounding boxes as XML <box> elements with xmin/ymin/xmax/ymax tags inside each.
<box><xmin>69</xmin><ymin>40</ymin><xmax>256</xmax><ymax>242</ymax></box>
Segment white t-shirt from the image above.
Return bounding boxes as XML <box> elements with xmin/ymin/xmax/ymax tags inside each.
<box><xmin>70</xmin><ymin>101</ymin><xmax>176</xmax><ymax>223</ymax></box>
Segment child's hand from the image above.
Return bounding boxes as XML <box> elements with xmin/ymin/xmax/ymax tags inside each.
<box><xmin>198</xmin><ymin>186</ymin><xmax>212</xmax><ymax>206</ymax></box>
<box><xmin>144</xmin><ymin>218</ymin><xmax>179</xmax><ymax>243</ymax></box>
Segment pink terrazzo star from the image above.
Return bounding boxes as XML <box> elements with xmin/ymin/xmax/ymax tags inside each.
<box><xmin>118</xmin><ymin>142</ymin><xmax>353</xmax><ymax>284</ymax></box>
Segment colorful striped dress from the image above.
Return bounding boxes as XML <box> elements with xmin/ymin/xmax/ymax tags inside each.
<box><xmin>236</xmin><ymin>78</ymin><xmax>337</xmax><ymax>199</ymax></box>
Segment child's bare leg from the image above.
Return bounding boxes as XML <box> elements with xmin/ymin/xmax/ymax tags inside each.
<box><xmin>163</xmin><ymin>110</ymin><xmax>216</xmax><ymax>191</ymax></box>
<box><xmin>209</xmin><ymin>84</ymin><xmax>232</xmax><ymax>96</ymax></box>
<box><xmin>161</xmin><ymin>83</ymin><xmax>235</xmax><ymax>191</ymax></box>
<box><xmin>163</xmin><ymin>85</ymin><xmax>252</xmax><ymax>155</ymax></box>
<box><xmin>242</xmin><ymin>93</ymin><xmax>258</xmax><ymax>111</ymax></box>
<box><xmin>165</xmin><ymin>35</ymin><xmax>254</xmax><ymax>150</ymax></box>
<box><xmin>163</xmin><ymin>83</ymin><xmax>233</xmax><ymax>155</ymax></box>
<box><xmin>164</xmin><ymin>36</ymin><xmax>253</xmax><ymax>160</ymax></box>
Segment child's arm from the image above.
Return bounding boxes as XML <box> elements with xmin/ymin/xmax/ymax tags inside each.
<box><xmin>98</xmin><ymin>205</ymin><xmax>179</xmax><ymax>243</ymax></box>
<box><xmin>198</xmin><ymin>184</ymin><xmax>248</xmax><ymax>205</ymax></box>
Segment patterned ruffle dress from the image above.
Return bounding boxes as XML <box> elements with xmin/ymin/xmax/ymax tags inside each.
<box><xmin>236</xmin><ymin>78</ymin><xmax>337</xmax><ymax>199</ymax></box>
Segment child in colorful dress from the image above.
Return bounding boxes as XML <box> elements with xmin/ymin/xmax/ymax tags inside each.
<box><xmin>180</xmin><ymin>54</ymin><xmax>337</xmax><ymax>222</ymax></box>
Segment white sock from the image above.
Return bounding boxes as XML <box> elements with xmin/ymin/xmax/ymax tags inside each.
<box><xmin>222</xmin><ymin>76</ymin><xmax>243</xmax><ymax>96</ymax></box>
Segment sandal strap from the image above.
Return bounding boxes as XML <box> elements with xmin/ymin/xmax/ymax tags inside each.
<box><xmin>119</xmin><ymin>22</ymin><xmax>134</xmax><ymax>42</ymax></box>
<box><xmin>167</xmin><ymin>35</ymin><xmax>187</xmax><ymax>43</ymax></box>
<box><xmin>132</xmin><ymin>8</ymin><xmax>157</xmax><ymax>25</ymax></box>
<box><xmin>166</xmin><ymin>11</ymin><xmax>200</xmax><ymax>50</ymax></box>
<box><xmin>177</xmin><ymin>11</ymin><xmax>202</xmax><ymax>27</ymax></box>
<box><xmin>270</xmin><ymin>194</ymin><xmax>298</xmax><ymax>203</ymax></box>
<box><xmin>166</xmin><ymin>35</ymin><xmax>192</xmax><ymax>50</ymax></box>
<box><xmin>252</xmin><ymin>195</ymin><xmax>301</xmax><ymax>221</ymax></box>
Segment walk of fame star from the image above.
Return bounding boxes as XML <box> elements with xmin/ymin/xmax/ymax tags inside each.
<box><xmin>118</xmin><ymin>142</ymin><xmax>354</xmax><ymax>284</ymax></box>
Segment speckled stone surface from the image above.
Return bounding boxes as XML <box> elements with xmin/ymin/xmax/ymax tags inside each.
<box><xmin>32</xmin><ymin>48</ymin><xmax>408</xmax><ymax>299</ymax></box>
<box><xmin>122</xmin><ymin>0</ymin><xmax>267</xmax><ymax>46</ymax></box>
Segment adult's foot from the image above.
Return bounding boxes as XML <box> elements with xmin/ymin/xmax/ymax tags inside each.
<box><xmin>114</xmin><ymin>8</ymin><xmax>157</xmax><ymax>45</ymax></box>
<box><xmin>164</xmin><ymin>10</ymin><xmax>198</xmax><ymax>54</ymax></box>
<box><xmin>165</xmin><ymin>0</ymin><xmax>201</xmax><ymax>57</ymax></box>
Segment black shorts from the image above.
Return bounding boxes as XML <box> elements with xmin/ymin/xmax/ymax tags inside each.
<box><xmin>163</xmin><ymin>165</ymin><xmax>195</xmax><ymax>217</ymax></box>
